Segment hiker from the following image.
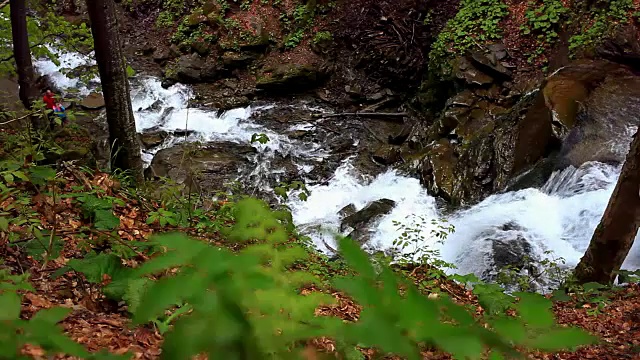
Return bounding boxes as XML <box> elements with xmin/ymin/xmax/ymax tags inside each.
<box><xmin>42</xmin><ymin>88</ymin><xmax>56</xmax><ymax>111</ymax></box>
<box><xmin>42</xmin><ymin>88</ymin><xmax>67</xmax><ymax>127</ymax></box>
<box><xmin>53</xmin><ymin>103</ymin><xmax>68</xmax><ymax>124</ymax></box>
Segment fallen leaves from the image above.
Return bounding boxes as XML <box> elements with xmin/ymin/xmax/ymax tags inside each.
<box><xmin>6</xmin><ymin>166</ymin><xmax>640</xmax><ymax>360</ymax></box>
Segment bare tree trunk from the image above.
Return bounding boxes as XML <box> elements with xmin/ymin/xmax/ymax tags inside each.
<box><xmin>10</xmin><ymin>0</ymin><xmax>44</xmax><ymax>129</ymax></box>
<box><xmin>86</xmin><ymin>0</ymin><xmax>143</xmax><ymax>183</ymax></box>
<box><xmin>574</xmin><ymin>128</ymin><xmax>640</xmax><ymax>284</ymax></box>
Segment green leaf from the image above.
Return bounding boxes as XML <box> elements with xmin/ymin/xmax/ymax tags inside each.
<box><xmin>94</xmin><ymin>209</ymin><xmax>120</xmax><ymax>230</ymax></box>
<box><xmin>65</xmin><ymin>253</ymin><xmax>127</xmax><ymax>284</ymax></box>
<box><xmin>31</xmin><ymin>307</ymin><xmax>72</xmax><ymax>324</ymax></box>
<box><xmin>551</xmin><ymin>289</ymin><xmax>571</xmax><ymax>302</ymax></box>
<box><xmin>132</xmin><ymin>273</ymin><xmax>207</xmax><ymax>325</ymax></box>
<box><xmin>337</xmin><ymin>237</ymin><xmax>375</xmax><ymax>280</ymax></box>
<box><xmin>491</xmin><ymin>318</ymin><xmax>527</xmax><ymax>344</ymax></box>
<box><xmin>435</xmin><ymin>335</ymin><xmax>483</xmax><ymax>360</ymax></box>
<box><xmin>529</xmin><ymin>326</ymin><xmax>598</xmax><ymax>351</ymax></box>
<box><xmin>0</xmin><ymin>292</ymin><xmax>21</xmax><ymax>321</ymax></box>
<box><xmin>0</xmin><ymin>216</ymin><xmax>8</xmax><ymax>231</ymax></box>
<box><xmin>28</xmin><ymin>166</ymin><xmax>57</xmax><ymax>186</ymax></box>
<box><xmin>515</xmin><ymin>292</ymin><xmax>554</xmax><ymax>328</ymax></box>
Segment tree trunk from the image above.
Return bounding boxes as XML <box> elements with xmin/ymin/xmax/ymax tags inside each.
<box><xmin>573</xmin><ymin>128</ymin><xmax>640</xmax><ymax>284</ymax></box>
<box><xmin>86</xmin><ymin>0</ymin><xmax>143</xmax><ymax>183</ymax></box>
<box><xmin>10</xmin><ymin>0</ymin><xmax>43</xmax><ymax>129</ymax></box>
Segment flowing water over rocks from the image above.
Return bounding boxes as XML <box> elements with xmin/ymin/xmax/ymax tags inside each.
<box><xmin>36</xmin><ymin>51</ymin><xmax>640</xmax><ymax>291</ymax></box>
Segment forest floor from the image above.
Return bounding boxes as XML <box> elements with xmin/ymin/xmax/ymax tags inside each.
<box><xmin>2</xmin><ymin>127</ymin><xmax>640</xmax><ymax>360</ymax></box>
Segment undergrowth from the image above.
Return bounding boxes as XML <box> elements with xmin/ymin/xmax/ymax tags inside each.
<box><xmin>568</xmin><ymin>0</ymin><xmax>637</xmax><ymax>55</ymax></box>
<box><xmin>428</xmin><ymin>0</ymin><xmax>509</xmax><ymax>77</ymax></box>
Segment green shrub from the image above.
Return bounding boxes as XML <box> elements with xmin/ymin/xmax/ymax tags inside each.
<box><xmin>429</xmin><ymin>0</ymin><xmax>509</xmax><ymax>76</ymax></box>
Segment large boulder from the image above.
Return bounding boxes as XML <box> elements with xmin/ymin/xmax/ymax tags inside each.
<box><xmin>139</xmin><ymin>129</ymin><xmax>169</xmax><ymax>149</ymax></box>
<box><xmin>79</xmin><ymin>92</ymin><xmax>105</xmax><ymax>110</ymax></box>
<box><xmin>256</xmin><ymin>63</ymin><xmax>324</xmax><ymax>93</ymax></box>
<box><xmin>340</xmin><ymin>199</ymin><xmax>396</xmax><ymax>244</ymax></box>
<box><xmin>543</xmin><ymin>60</ymin><xmax>640</xmax><ymax>167</ymax></box>
<box><xmin>164</xmin><ymin>54</ymin><xmax>221</xmax><ymax>85</ymax></box>
<box><xmin>454</xmin><ymin>222</ymin><xmax>540</xmax><ymax>287</ymax></box>
<box><xmin>145</xmin><ymin>142</ymin><xmax>257</xmax><ymax>193</ymax></box>
<box><xmin>416</xmin><ymin>88</ymin><xmax>536</xmax><ymax>205</ymax></box>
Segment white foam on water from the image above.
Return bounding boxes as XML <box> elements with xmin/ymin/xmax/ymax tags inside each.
<box><xmin>288</xmin><ymin>157</ymin><xmax>640</xmax><ymax>279</ymax></box>
<box><xmin>33</xmin><ymin>46</ymin><xmax>98</xmax><ymax>96</ymax></box>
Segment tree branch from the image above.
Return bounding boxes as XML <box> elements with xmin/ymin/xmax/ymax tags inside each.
<box><xmin>0</xmin><ymin>111</ymin><xmax>38</xmax><ymax>126</ymax></box>
<box><xmin>0</xmin><ymin>0</ymin><xmax>8</xmax><ymax>9</ymax></box>
<box><xmin>0</xmin><ymin>33</ymin><xmax>74</xmax><ymax>63</ymax></box>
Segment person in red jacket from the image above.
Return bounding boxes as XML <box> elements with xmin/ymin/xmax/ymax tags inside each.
<box><xmin>43</xmin><ymin>88</ymin><xmax>56</xmax><ymax>110</ymax></box>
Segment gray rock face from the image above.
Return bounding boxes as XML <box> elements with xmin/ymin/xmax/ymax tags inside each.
<box><xmin>145</xmin><ymin>142</ymin><xmax>257</xmax><ymax>193</ymax></box>
<box><xmin>164</xmin><ymin>54</ymin><xmax>221</xmax><ymax>84</ymax></box>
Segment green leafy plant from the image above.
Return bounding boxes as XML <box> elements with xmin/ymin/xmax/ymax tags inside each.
<box><xmin>429</xmin><ymin>0</ymin><xmax>509</xmax><ymax>76</ymax></box>
<box><xmin>569</xmin><ymin>0</ymin><xmax>635</xmax><ymax>54</ymax></box>
<box><xmin>250</xmin><ymin>133</ymin><xmax>270</xmax><ymax>144</ymax></box>
<box><xmin>75</xmin><ymin>193</ymin><xmax>122</xmax><ymax>231</ymax></box>
<box><xmin>520</xmin><ymin>0</ymin><xmax>569</xmax><ymax>64</ymax></box>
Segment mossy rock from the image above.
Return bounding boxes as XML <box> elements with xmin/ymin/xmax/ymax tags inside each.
<box><xmin>256</xmin><ymin>63</ymin><xmax>323</xmax><ymax>93</ymax></box>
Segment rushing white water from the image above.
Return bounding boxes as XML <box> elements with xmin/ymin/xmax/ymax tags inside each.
<box><xmin>288</xmin><ymin>154</ymin><xmax>640</xmax><ymax>279</ymax></box>
<box><xmin>35</xmin><ymin>50</ymin><xmax>640</xmax><ymax>285</ymax></box>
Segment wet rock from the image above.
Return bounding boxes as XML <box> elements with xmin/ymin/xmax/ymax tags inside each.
<box><xmin>137</xmin><ymin>100</ymin><xmax>162</xmax><ymax>113</ymax></box>
<box><xmin>327</xmin><ymin>136</ymin><xmax>354</xmax><ymax>154</ymax></box>
<box><xmin>210</xmin><ymin>96</ymin><xmax>250</xmax><ymax>111</ymax></box>
<box><xmin>340</xmin><ymin>199</ymin><xmax>396</xmax><ymax>243</ymax></box>
<box><xmin>469</xmin><ymin>50</ymin><xmax>513</xmax><ymax>79</ymax></box>
<box><xmin>345</xmin><ymin>84</ymin><xmax>363</xmax><ymax>97</ymax></box>
<box><xmin>287</xmin><ymin>130</ymin><xmax>310</xmax><ymax>139</ymax></box>
<box><xmin>543</xmin><ymin>60</ymin><xmax>640</xmax><ymax>167</ymax></box>
<box><xmin>452</xmin><ymin>104</ymin><xmax>501</xmax><ymax>143</ymax></box>
<box><xmin>338</xmin><ymin>204</ymin><xmax>357</xmax><ymax>219</ymax></box>
<box><xmin>388</xmin><ymin>124</ymin><xmax>413</xmax><ymax>145</ymax></box>
<box><xmin>139</xmin><ymin>129</ymin><xmax>169</xmax><ymax>149</ymax></box>
<box><xmin>153</xmin><ymin>46</ymin><xmax>173</xmax><ymax>65</ymax></box>
<box><xmin>446</xmin><ymin>90</ymin><xmax>477</xmax><ymax>107</ymax></box>
<box><xmin>372</xmin><ymin>145</ymin><xmax>401</xmax><ymax>165</ymax></box>
<box><xmin>487</xmin><ymin>43</ymin><xmax>508</xmax><ymax>61</ymax></box>
<box><xmin>454</xmin><ymin>57</ymin><xmax>494</xmax><ymax>86</ymax></box>
<box><xmin>36</xmin><ymin>75</ymin><xmax>62</xmax><ymax>95</ymax></box>
<box><xmin>491</xmin><ymin>236</ymin><xmax>533</xmax><ymax>271</ymax></box>
<box><xmin>165</xmin><ymin>54</ymin><xmax>221</xmax><ymax>84</ymax></box>
<box><xmin>420</xmin><ymin>140</ymin><xmax>457</xmax><ymax>201</ymax></box>
<box><xmin>595</xmin><ymin>24</ymin><xmax>640</xmax><ymax>70</ymax></box>
<box><xmin>146</xmin><ymin>142</ymin><xmax>257</xmax><ymax>193</ymax></box>
<box><xmin>222</xmin><ymin>52</ymin><xmax>256</xmax><ymax>69</ymax></box>
<box><xmin>79</xmin><ymin>92</ymin><xmax>105</xmax><ymax>110</ymax></box>
<box><xmin>256</xmin><ymin>63</ymin><xmax>324</xmax><ymax>93</ymax></box>
<box><xmin>159</xmin><ymin>107</ymin><xmax>175</xmax><ymax>125</ymax></box>
<box><xmin>172</xmin><ymin>129</ymin><xmax>197</xmax><ymax>137</ymax></box>
<box><xmin>366</xmin><ymin>91</ymin><xmax>387</xmax><ymax>102</ymax></box>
